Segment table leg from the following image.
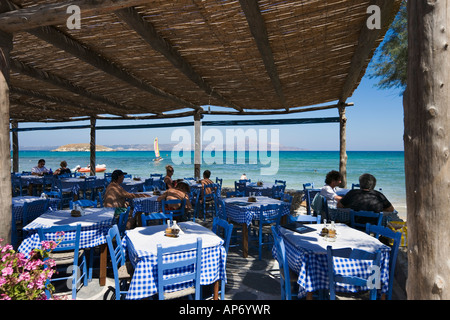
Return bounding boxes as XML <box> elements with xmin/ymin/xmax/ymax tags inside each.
<box><xmin>213</xmin><ymin>280</ymin><xmax>219</xmax><ymax>300</ymax></box>
<box><xmin>99</xmin><ymin>243</ymin><xmax>107</xmax><ymax>286</ymax></box>
<box><xmin>306</xmin><ymin>292</ymin><xmax>314</xmax><ymax>300</ymax></box>
<box><xmin>242</xmin><ymin>223</ymin><xmax>248</xmax><ymax>258</ymax></box>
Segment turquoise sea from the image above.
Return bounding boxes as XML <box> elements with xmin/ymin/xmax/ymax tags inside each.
<box><xmin>14</xmin><ymin>150</ymin><xmax>407</xmax><ymax>219</ymax></box>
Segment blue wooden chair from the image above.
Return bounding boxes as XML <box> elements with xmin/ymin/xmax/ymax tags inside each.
<box><xmin>38</xmin><ymin>224</ymin><xmax>88</xmax><ymax>300</ymax></box>
<box><xmin>271</xmin><ymin>184</ymin><xmax>285</xmax><ymax>199</ymax></box>
<box><xmin>365</xmin><ymin>224</ymin><xmax>401</xmax><ymax>300</ymax></box>
<box><xmin>212</xmin><ymin>217</ymin><xmax>233</xmax><ymax>300</ymax></box>
<box><xmin>143</xmin><ymin>178</ymin><xmax>154</xmax><ymax>192</ymax></box>
<box><xmin>350</xmin><ymin>210</ymin><xmax>382</xmax><ymax>231</ymax></box>
<box><xmin>82</xmin><ymin>176</ymin><xmax>97</xmax><ymax>200</ymax></box>
<box><xmin>150</xmin><ymin>173</ymin><xmax>163</xmax><ymax>179</ymax></box>
<box><xmin>326</xmin><ymin>245</ymin><xmax>382</xmax><ymax>300</ymax></box>
<box><xmin>253</xmin><ymin>204</ymin><xmax>283</xmax><ymax>260</ymax></box>
<box><xmin>302</xmin><ymin>182</ymin><xmax>314</xmax><ymax>190</ymax></box>
<box><xmin>157</xmin><ymin>238</ymin><xmax>202</xmax><ymax>300</ymax></box>
<box><xmin>189</xmin><ymin>188</ymin><xmax>201</xmax><ymax>222</ymax></box>
<box><xmin>162</xmin><ymin>199</ymin><xmax>186</xmax><ymax>222</ymax></box>
<box><xmin>11</xmin><ymin>174</ymin><xmax>23</xmax><ymax>196</ymax></box>
<box><xmin>234</xmin><ymin>181</ymin><xmax>247</xmax><ymax>195</ymax></box>
<box><xmin>275</xmin><ymin>180</ymin><xmax>286</xmax><ymax>186</ymax></box>
<box><xmin>288</xmin><ymin>214</ymin><xmax>321</xmax><ymax>224</ymax></box>
<box><xmin>202</xmin><ymin>183</ymin><xmax>219</xmax><ymax>219</ymax></box>
<box><xmin>105</xmin><ymin>225</ymin><xmax>133</xmax><ymax>300</ymax></box>
<box><xmin>304</xmin><ymin>188</ymin><xmax>321</xmax><ymax>215</ymax></box>
<box><xmin>271</xmin><ymin>226</ymin><xmax>298</xmax><ymax>300</ymax></box>
<box><xmin>116</xmin><ymin>207</ymin><xmax>131</xmax><ymax>237</ymax></box>
<box><xmin>215</xmin><ymin>177</ymin><xmax>223</xmax><ymax>193</ymax></box>
<box><xmin>351</xmin><ymin>183</ymin><xmax>360</xmax><ymax>189</ymax></box>
<box><xmin>45</xmin><ymin>178</ymin><xmax>73</xmax><ymax>209</ymax></box>
<box><xmin>22</xmin><ymin>198</ymin><xmax>50</xmax><ymax>226</ymax></box>
<box><xmin>141</xmin><ymin>211</ymin><xmax>172</xmax><ymax>226</ymax></box>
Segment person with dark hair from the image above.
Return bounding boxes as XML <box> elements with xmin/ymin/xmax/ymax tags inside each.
<box><xmin>103</xmin><ymin>169</ymin><xmax>150</xmax><ymax>208</ymax></box>
<box><xmin>338</xmin><ymin>173</ymin><xmax>394</xmax><ymax>213</ymax></box>
<box><xmin>320</xmin><ymin>170</ymin><xmax>343</xmax><ymax>206</ymax></box>
<box><xmin>200</xmin><ymin>170</ymin><xmax>215</xmax><ymax>196</ymax></box>
<box><xmin>31</xmin><ymin>159</ymin><xmax>49</xmax><ymax>176</ymax></box>
<box><xmin>164</xmin><ymin>165</ymin><xmax>175</xmax><ymax>189</ymax></box>
<box><xmin>157</xmin><ymin>180</ymin><xmax>192</xmax><ymax>211</ymax></box>
<box><xmin>54</xmin><ymin>160</ymin><xmax>71</xmax><ymax>175</ymax></box>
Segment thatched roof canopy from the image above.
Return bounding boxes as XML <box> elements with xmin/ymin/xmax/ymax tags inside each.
<box><xmin>0</xmin><ymin>0</ymin><xmax>401</xmax><ymax>123</ymax></box>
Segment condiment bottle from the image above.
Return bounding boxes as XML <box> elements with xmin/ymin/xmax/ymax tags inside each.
<box><xmin>328</xmin><ymin>221</ymin><xmax>336</xmax><ymax>238</ymax></box>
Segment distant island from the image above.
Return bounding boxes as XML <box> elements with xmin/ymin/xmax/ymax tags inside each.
<box><xmin>51</xmin><ymin>143</ymin><xmax>115</xmax><ymax>152</ymax></box>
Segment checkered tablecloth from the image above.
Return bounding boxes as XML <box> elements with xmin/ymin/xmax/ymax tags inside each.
<box><xmin>273</xmin><ymin>223</ymin><xmax>391</xmax><ymax>298</ymax></box>
<box><xmin>224</xmin><ymin>196</ymin><xmax>290</xmax><ymax>226</ymax></box>
<box><xmin>131</xmin><ymin>193</ymin><xmax>161</xmax><ymax>214</ymax></box>
<box><xmin>12</xmin><ymin>196</ymin><xmax>60</xmax><ymax>222</ymax></box>
<box><xmin>122</xmin><ymin>221</ymin><xmax>227</xmax><ymax>300</ymax></box>
<box><xmin>121</xmin><ymin>178</ymin><xmax>145</xmax><ymax>192</ymax></box>
<box><xmin>59</xmin><ymin>177</ymin><xmax>105</xmax><ymax>194</ymax></box>
<box><xmin>18</xmin><ymin>207</ymin><xmax>115</xmax><ymax>258</ymax></box>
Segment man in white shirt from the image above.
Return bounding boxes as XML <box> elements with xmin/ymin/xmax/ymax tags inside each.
<box><xmin>31</xmin><ymin>159</ymin><xmax>49</xmax><ymax>176</ymax></box>
<box><xmin>320</xmin><ymin>170</ymin><xmax>343</xmax><ymax>207</ymax></box>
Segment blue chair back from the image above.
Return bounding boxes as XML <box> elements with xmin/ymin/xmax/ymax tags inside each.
<box><xmin>83</xmin><ymin>176</ymin><xmax>97</xmax><ymax>199</ymax></box>
<box><xmin>275</xmin><ymin>180</ymin><xmax>286</xmax><ymax>186</ymax></box>
<box><xmin>157</xmin><ymin>238</ymin><xmax>202</xmax><ymax>300</ymax></box>
<box><xmin>141</xmin><ymin>212</ymin><xmax>171</xmax><ymax>226</ymax></box>
<box><xmin>162</xmin><ymin>199</ymin><xmax>186</xmax><ymax>221</ymax></box>
<box><xmin>271</xmin><ymin>184</ymin><xmax>285</xmax><ymax>199</ymax></box>
<box><xmin>212</xmin><ymin>217</ymin><xmax>233</xmax><ymax>253</ymax></box>
<box><xmin>37</xmin><ymin>224</ymin><xmax>87</xmax><ymax>299</ymax></box>
<box><xmin>304</xmin><ymin>189</ymin><xmax>321</xmax><ymax>215</ymax></box>
<box><xmin>70</xmin><ymin>199</ymin><xmax>98</xmax><ymax>209</ymax></box>
<box><xmin>350</xmin><ymin>210</ymin><xmax>382</xmax><ymax>231</ymax></box>
<box><xmin>288</xmin><ymin>214</ymin><xmax>321</xmax><ymax>224</ymax></box>
<box><xmin>303</xmin><ymin>182</ymin><xmax>314</xmax><ymax>189</ymax></box>
<box><xmin>150</xmin><ymin>173</ymin><xmax>163</xmax><ymax>179</ymax></box>
<box><xmin>326</xmin><ymin>245</ymin><xmax>382</xmax><ymax>300</ymax></box>
<box><xmin>189</xmin><ymin>188</ymin><xmax>201</xmax><ymax>222</ymax></box>
<box><xmin>234</xmin><ymin>181</ymin><xmax>247</xmax><ymax>194</ymax></box>
<box><xmin>351</xmin><ymin>183</ymin><xmax>360</xmax><ymax>189</ymax></box>
<box><xmin>22</xmin><ymin>198</ymin><xmax>50</xmax><ymax>226</ymax></box>
<box><xmin>106</xmin><ymin>224</ymin><xmax>129</xmax><ymax>300</ymax></box>
<box><xmin>226</xmin><ymin>191</ymin><xmax>243</xmax><ymax>198</ymax></box>
<box><xmin>271</xmin><ymin>226</ymin><xmax>292</xmax><ymax>300</ymax></box>
<box><xmin>215</xmin><ymin>198</ymin><xmax>227</xmax><ymax>220</ymax></box>
<box><xmin>365</xmin><ymin>224</ymin><xmax>401</xmax><ymax>300</ymax></box>
<box><xmin>143</xmin><ymin>178</ymin><xmax>154</xmax><ymax>192</ymax></box>
<box><xmin>11</xmin><ymin>174</ymin><xmax>23</xmax><ymax>196</ymax></box>
<box><xmin>117</xmin><ymin>207</ymin><xmax>131</xmax><ymax>236</ymax></box>
<box><xmin>256</xmin><ymin>204</ymin><xmax>283</xmax><ymax>260</ymax></box>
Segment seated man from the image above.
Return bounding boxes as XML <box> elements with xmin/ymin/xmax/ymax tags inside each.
<box><xmin>338</xmin><ymin>173</ymin><xmax>395</xmax><ymax>213</ymax></box>
<box><xmin>157</xmin><ymin>180</ymin><xmax>192</xmax><ymax>211</ymax></box>
<box><xmin>200</xmin><ymin>170</ymin><xmax>216</xmax><ymax>199</ymax></box>
<box><xmin>31</xmin><ymin>159</ymin><xmax>50</xmax><ymax>176</ymax></box>
<box><xmin>103</xmin><ymin>169</ymin><xmax>150</xmax><ymax>208</ymax></box>
<box><xmin>320</xmin><ymin>170</ymin><xmax>343</xmax><ymax>207</ymax></box>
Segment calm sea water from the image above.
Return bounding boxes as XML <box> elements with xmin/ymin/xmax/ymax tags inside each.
<box><xmin>14</xmin><ymin>150</ymin><xmax>407</xmax><ymax>218</ymax></box>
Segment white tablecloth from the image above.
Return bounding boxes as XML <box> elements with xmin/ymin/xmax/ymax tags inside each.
<box><xmin>123</xmin><ymin>221</ymin><xmax>226</xmax><ymax>299</ymax></box>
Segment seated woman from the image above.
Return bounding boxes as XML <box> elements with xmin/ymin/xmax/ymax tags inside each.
<box><xmin>164</xmin><ymin>164</ymin><xmax>175</xmax><ymax>189</ymax></box>
<box><xmin>320</xmin><ymin>170</ymin><xmax>343</xmax><ymax>207</ymax></box>
<box><xmin>53</xmin><ymin>160</ymin><xmax>71</xmax><ymax>176</ymax></box>
<box><xmin>157</xmin><ymin>180</ymin><xmax>192</xmax><ymax>211</ymax></box>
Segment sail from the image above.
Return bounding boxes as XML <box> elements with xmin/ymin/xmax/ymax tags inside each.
<box><xmin>154</xmin><ymin>137</ymin><xmax>160</xmax><ymax>158</ymax></box>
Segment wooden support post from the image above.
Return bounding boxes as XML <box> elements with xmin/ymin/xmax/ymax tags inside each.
<box><xmin>89</xmin><ymin>117</ymin><xmax>96</xmax><ymax>176</ymax></box>
<box><xmin>194</xmin><ymin>111</ymin><xmax>202</xmax><ymax>180</ymax></box>
<box><xmin>338</xmin><ymin>103</ymin><xmax>348</xmax><ymax>188</ymax></box>
<box><xmin>11</xmin><ymin>120</ymin><xmax>18</xmax><ymax>173</ymax></box>
<box><xmin>0</xmin><ymin>29</ymin><xmax>12</xmax><ymax>243</ymax></box>
<box><xmin>405</xmin><ymin>0</ymin><xmax>450</xmax><ymax>299</ymax></box>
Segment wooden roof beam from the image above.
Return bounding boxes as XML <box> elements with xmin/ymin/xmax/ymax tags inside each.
<box><xmin>114</xmin><ymin>7</ymin><xmax>244</xmax><ymax>113</ymax></box>
<box><xmin>28</xmin><ymin>25</ymin><xmax>201</xmax><ymax>111</ymax></box>
<box><xmin>0</xmin><ymin>0</ymin><xmax>154</xmax><ymax>34</ymax></box>
<box><xmin>339</xmin><ymin>0</ymin><xmax>399</xmax><ymax>103</ymax></box>
<box><xmin>10</xmin><ymin>59</ymin><xmax>134</xmax><ymax>117</ymax></box>
<box><xmin>239</xmin><ymin>0</ymin><xmax>287</xmax><ymax>111</ymax></box>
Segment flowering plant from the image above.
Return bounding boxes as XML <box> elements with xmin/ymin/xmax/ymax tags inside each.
<box><xmin>0</xmin><ymin>238</ymin><xmax>58</xmax><ymax>300</ymax></box>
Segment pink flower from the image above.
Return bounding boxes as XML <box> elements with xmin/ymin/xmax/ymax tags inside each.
<box><xmin>0</xmin><ymin>294</ymin><xmax>11</xmax><ymax>300</ymax></box>
<box><xmin>18</xmin><ymin>272</ymin><xmax>31</xmax><ymax>282</ymax></box>
<box><xmin>1</xmin><ymin>266</ymin><xmax>13</xmax><ymax>276</ymax></box>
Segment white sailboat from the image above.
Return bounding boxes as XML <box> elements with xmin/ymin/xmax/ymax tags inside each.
<box><xmin>152</xmin><ymin>137</ymin><xmax>163</xmax><ymax>162</ymax></box>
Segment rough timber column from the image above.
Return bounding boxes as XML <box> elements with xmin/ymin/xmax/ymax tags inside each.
<box><xmin>90</xmin><ymin>117</ymin><xmax>96</xmax><ymax>176</ymax></box>
<box><xmin>0</xmin><ymin>29</ymin><xmax>12</xmax><ymax>243</ymax></box>
<box><xmin>405</xmin><ymin>0</ymin><xmax>450</xmax><ymax>299</ymax></box>
<box><xmin>11</xmin><ymin>121</ymin><xmax>18</xmax><ymax>173</ymax></box>
<box><xmin>194</xmin><ymin>111</ymin><xmax>202</xmax><ymax>180</ymax></box>
<box><xmin>338</xmin><ymin>103</ymin><xmax>348</xmax><ymax>188</ymax></box>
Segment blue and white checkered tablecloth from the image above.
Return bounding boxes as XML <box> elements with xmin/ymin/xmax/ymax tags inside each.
<box><xmin>18</xmin><ymin>207</ymin><xmax>115</xmax><ymax>258</ymax></box>
<box><xmin>224</xmin><ymin>196</ymin><xmax>290</xmax><ymax>226</ymax></box>
<box><xmin>245</xmin><ymin>183</ymin><xmax>275</xmax><ymax>197</ymax></box>
<box><xmin>273</xmin><ymin>223</ymin><xmax>391</xmax><ymax>298</ymax></box>
<box><xmin>131</xmin><ymin>193</ymin><xmax>161</xmax><ymax>215</ymax></box>
<box><xmin>122</xmin><ymin>221</ymin><xmax>227</xmax><ymax>300</ymax></box>
<box><xmin>59</xmin><ymin>177</ymin><xmax>106</xmax><ymax>194</ymax></box>
<box><xmin>12</xmin><ymin>196</ymin><xmax>60</xmax><ymax>222</ymax></box>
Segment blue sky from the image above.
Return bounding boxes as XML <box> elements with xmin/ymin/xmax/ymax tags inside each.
<box><xmin>14</xmin><ymin>73</ymin><xmax>404</xmax><ymax>151</ymax></box>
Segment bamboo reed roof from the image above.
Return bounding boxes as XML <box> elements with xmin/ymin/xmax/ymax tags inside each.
<box><xmin>0</xmin><ymin>0</ymin><xmax>401</xmax><ymax>123</ymax></box>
